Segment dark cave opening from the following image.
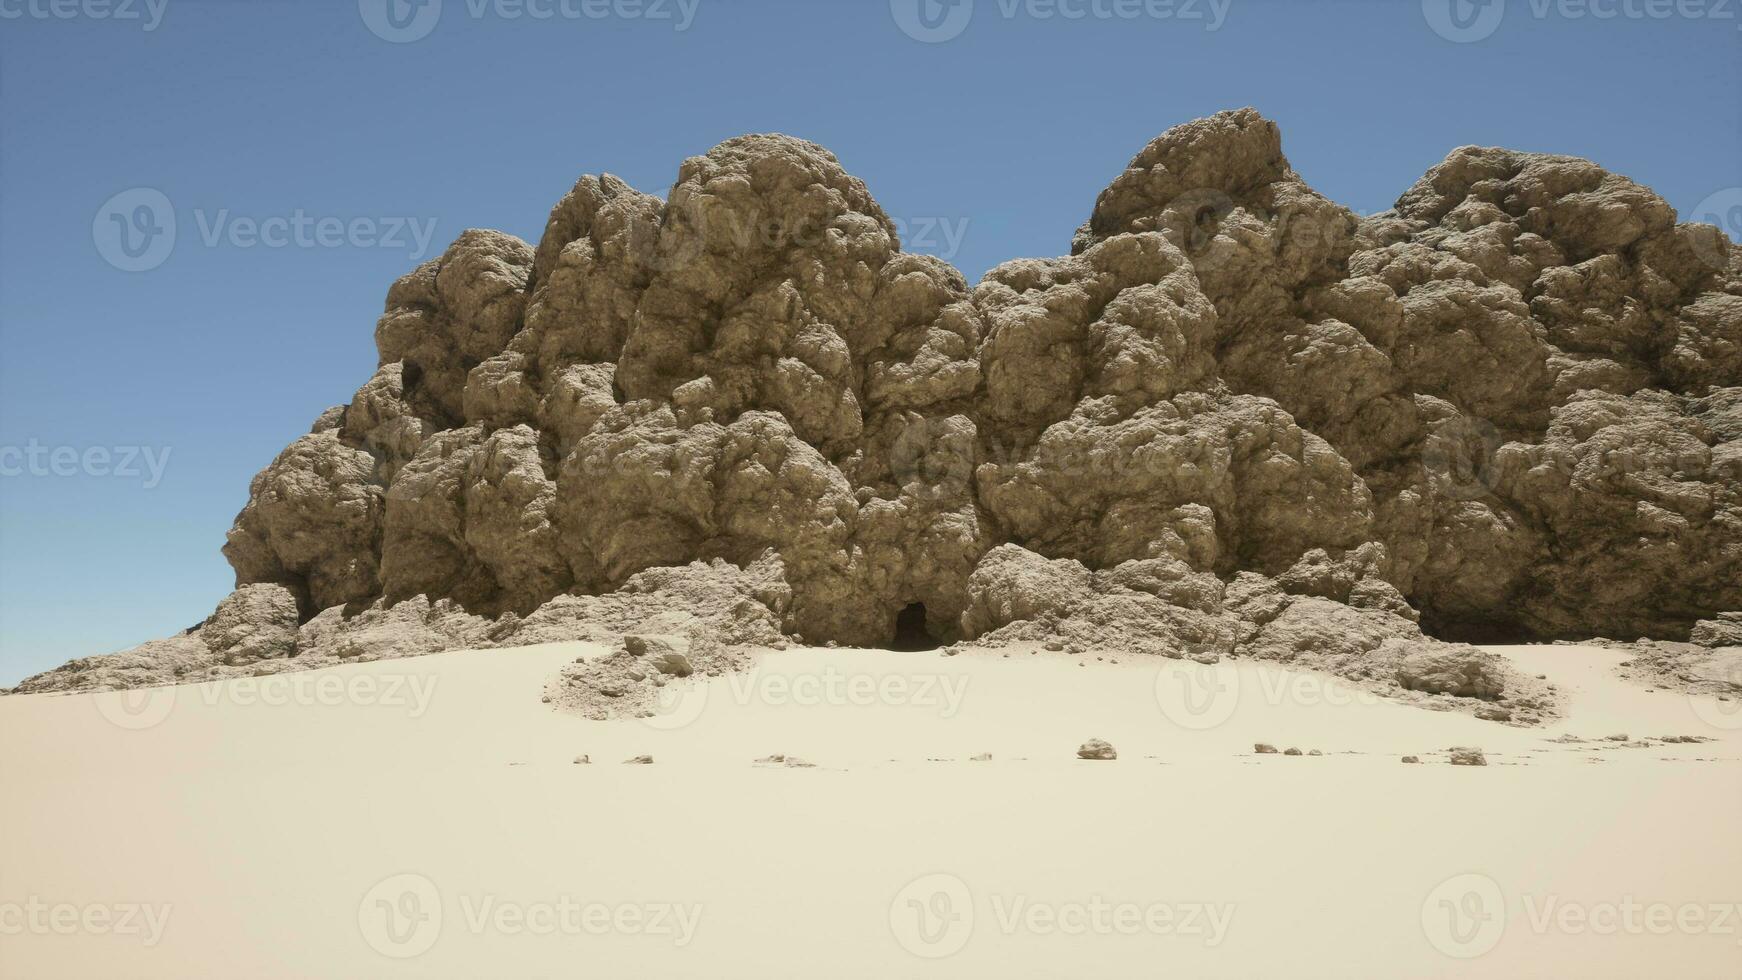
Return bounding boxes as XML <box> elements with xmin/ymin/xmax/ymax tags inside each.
<box><xmin>1421</xmin><ymin>613</ymin><xmax>1540</xmax><ymax>646</ymax></box>
<box><xmin>889</xmin><ymin>603</ymin><xmax>942</xmax><ymax>651</ymax></box>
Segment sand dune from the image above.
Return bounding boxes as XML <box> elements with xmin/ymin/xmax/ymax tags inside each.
<box><xmin>3</xmin><ymin>643</ymin><xmax>1738</xmax><ymax>978</ymax></box>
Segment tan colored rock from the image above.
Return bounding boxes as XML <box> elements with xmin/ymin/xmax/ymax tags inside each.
<box><xmin>201</xmin><ymin>584</ymin><xmax>302</xmax><ymax>665</ymax></box>
<box><xmin>15</xmin><ymin>109</ymin><xmax>1739</xmax><ymax>713</ymax></box>
<box><xmin>1077</xmin><ymin>738</ymin><xmax>1117</xmax><ymax>761</ymax></box>
<box><xmin>1395</xmin><ymin>645</ymin><xmax>1508</xmax><ymax>699</ymax></box>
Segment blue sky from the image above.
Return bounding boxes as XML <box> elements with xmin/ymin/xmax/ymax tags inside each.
<box><xmin>0</xmin><ymin>0</ymin><xmax>1737</xmax><ymax>684</ymax></box>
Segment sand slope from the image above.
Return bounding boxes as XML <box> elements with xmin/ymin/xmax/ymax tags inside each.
<box><xmin>2</xmin><ymin>643</ymin><xmax>1738</xmax><ymax>978</ymax></box>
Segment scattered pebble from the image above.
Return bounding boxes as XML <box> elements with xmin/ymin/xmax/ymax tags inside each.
<box><xmin>1254</xmin><ymin>743</ymin><xmax>1279</xmax><ymax>754</ymax></box>
<box><xmin>623</xmin><ymin>755</ymin><xmax>654</xmax><ymax>765</ymax></box>
<box><xmin>1448</xmin><ymin>747</ymin><xmax>1487</xmax><ymax>767</ymax></box>
<box><xmin>1401</xmin><ymin>756</ymin><xmax>1420</xmax><ymax>764</ymax></box>
<box><xmin>572</xmin><ymin>754</ymin><xmax>591</xmax><ymax>765</ymax></box>
<box><xmin>970</xmin><ymin>753</ymin><xmax>992</xmax><ymax>762</ymax></box>
<box><xmin>1283</xmin><ymin>747</ymin><xmax>1303</xmax><ymax>756</ymax></box>
<box><xmin>1077</xmin><ymin>738</ymin><xmax>1117</xmax><ymax>761</ymax></box>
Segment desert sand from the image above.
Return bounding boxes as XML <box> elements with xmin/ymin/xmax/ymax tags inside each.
<box><xmin>3</xmin><ymin>642</ymin><xmax>1738</xmax><ymax>978</ymax></box>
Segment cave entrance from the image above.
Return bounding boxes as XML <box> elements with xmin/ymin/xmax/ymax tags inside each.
<box><xmin>1420</xmin><ymin>613</ymin><xmax>1538</xmax><ymax>646</ymax></box>
<box><xmin>890</xmin><ymin>603</ymin><xmax>942</xmax><ymax>651</ymax></box>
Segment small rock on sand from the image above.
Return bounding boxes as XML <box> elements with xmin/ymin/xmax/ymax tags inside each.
<box><xmin>1254</xmin><ymin>743</ymin><xmax>1279</xmax><ymax>754</ymax></box>
<box><xmin>572</xmin><ymin>754</ymin><xmax>591</xmax><ymax>765</ymax></box>
<box><xmin>623</xmin><ymin>755</ymin><xmax>654</xmax><ymax>765</ymax></box>
<box><xmin>1401</xmin><ymin>756</ymin><xmax>1420</xmax><ymax>764</ymax></box>
<box><xmin>1448</xmin><ymin>747</ymin><xmax>1487</xmax><ymax>766</ymax></box>
<box><xmin>970</xmin><ymin>753</ymin><xmax>992</xmax><ymax>762</ymax></box>
<box><xmin>1077</xmin><ymin>739</ymin><xmax>1117</xmax><ymax>761</ymax></box>
<box><xmin>1283</xmin><ymin>747</ymin><xmax>1303</xmax><ymax>756</ymax></box>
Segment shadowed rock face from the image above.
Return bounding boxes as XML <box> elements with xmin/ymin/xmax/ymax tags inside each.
<box><xmin>12</xmin><ymin>109</ymin><xmax>1740</xmax><ymax>701</ymax></box>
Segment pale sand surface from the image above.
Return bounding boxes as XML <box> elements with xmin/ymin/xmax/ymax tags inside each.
<box><xmin>2</xmin><ymin>642</ymin><xmax>1738</xmax><ymax>978</ymax></box>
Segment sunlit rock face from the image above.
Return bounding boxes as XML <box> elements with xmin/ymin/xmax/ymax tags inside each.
<box><xmin>16</xmin><ymin>109</ymin><xmax>1739</xmax><ymax>697</ymax></box>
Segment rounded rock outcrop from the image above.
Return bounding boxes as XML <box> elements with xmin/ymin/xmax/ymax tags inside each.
<box><xmin>15</xmin><ymin>109</ymin><xmax>1739</xmax><ymax>704</ymax></box>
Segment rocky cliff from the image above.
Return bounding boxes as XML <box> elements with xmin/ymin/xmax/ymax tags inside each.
<box><xmin>14</xmin><ymin>109</ymin><xmax>1739</xmax><ymax>715</ymax></box>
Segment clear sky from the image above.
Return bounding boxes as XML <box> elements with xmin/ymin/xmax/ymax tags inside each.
<box><xmin>0</xmin><ymin>0</ymin><xmax>1737</xmax><ymax>684</ymax></box>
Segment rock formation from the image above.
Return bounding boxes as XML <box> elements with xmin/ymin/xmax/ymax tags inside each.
<box><xmin>11</xmin><ymin>109</ymin><xmax>1739</xmax><ymax>720</ymax></box>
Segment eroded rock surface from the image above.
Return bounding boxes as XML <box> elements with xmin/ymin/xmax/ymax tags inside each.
<box><xmin>11</xmin><ymin>110</ymin><xmax>1739</xmax><ymax>725</ymax></box>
